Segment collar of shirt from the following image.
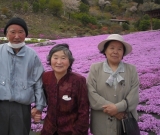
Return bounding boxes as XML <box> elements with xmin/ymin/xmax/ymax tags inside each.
<box><xmin>6</xmin><ymin>43</ymin><xmax>26</xmax><ymax>56</ymax></box>
<box><xmin>103</xmin><ymin>60</ymin><xmax>125</xmax><ymax>87</ymax></box>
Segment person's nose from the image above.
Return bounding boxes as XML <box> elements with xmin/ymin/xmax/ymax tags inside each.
<box><xmin>57</xmin><ymin>58</ymin><xmax>62</xmax><ymax>64</ymax></box>
<box><xmin>14</xmin><ymin>33</ymin><xmax>20</xmax><ymax>38</ymax></box>
<box><xmin>113</xmin><ymin>49</ymin><xmax>118</xmax><ymax>53</ymax></box>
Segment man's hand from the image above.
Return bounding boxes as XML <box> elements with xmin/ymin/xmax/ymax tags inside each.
<box><xmin>31</xmin><ymin>108</ymin><xmax>42</xmax><ymax>123</ymax></box>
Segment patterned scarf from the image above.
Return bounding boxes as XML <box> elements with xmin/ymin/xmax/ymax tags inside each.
<box><xmin>103</xmin><ymin>60</ymin><xmax>124</xmax><ymax>87</ymax></box>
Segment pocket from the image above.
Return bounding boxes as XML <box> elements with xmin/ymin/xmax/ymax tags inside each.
<box><xmin>18</xmin><ymin>81</ymin><xmax>35</xmax><ymax>104</ymax></box>
<box><xmin>59</xmin><ymin>90</ymin><xmax>76</xmax><ymax>112</ymax></box>
<box><xmin>19</xmin><ymin>81</ymin><xmax>34</xmax><ymax>90</ymax></box>
<box><xmin>60</xmin><ymin>97</ymin><xmax>74</xmax><ymax>112</ymax></box>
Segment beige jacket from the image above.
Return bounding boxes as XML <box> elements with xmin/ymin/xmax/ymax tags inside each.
<box><xmin>87</xmin><ymin>61</ymin><xmax>139</xmax><ymax>135</ymax></box>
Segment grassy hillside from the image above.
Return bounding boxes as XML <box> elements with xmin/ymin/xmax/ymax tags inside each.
<box><xmin>0</xmin><ymin>10</ymin><xmax>81</xmax><ymax>39</ymax></box>
<box><xmin>0</xmin><ymin>0</ymin><xmax>159</xmax><ymax>40</ymax></box>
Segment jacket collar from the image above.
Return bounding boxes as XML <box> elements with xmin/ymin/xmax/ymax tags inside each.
<box><xmin>6</xmin><ymin>43</ymin><xmax>26</xmax><ymax>56</ymax></box>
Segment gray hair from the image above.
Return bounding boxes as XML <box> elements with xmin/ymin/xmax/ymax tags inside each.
<box><xmin>47</xmin><ymin>43</ymin><xmax>75</xmax><ymax>71</ymax></box>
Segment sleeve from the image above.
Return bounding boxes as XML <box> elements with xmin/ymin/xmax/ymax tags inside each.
<box><xmin>33</xmin><ymin>56</ymin><xmax>47</xmax><ymax>111</ymax></box>
<box><xmin>73</xmin><ymin>77</ymin><xmax>89</xmax><ymax>135</ymax></box>
<box><xmin>115</xmin><ymin>65</ymin><xmax>139</xmax><ymax>112</ymax></box>
<box><xmin>86</xmin><ymin>64</ymin><xmax>113</xmax><ymax>111</ymax></box>
<box><xmin>42</xmin><ymin>72</ymin><xmax>48</xmax><ymax>105</ymax></box>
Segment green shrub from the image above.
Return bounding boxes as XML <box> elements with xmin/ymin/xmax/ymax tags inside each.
<box><xmin>29</xmin><ymin>38</ymin><xmax>39</xmax><ymax>43</ymax></box>
<box><xmin>81</xmin><ymin>15</ymin><xmax>90</xmax><ymax>25</ymax></box>
<box><xmin>138</xmin><ymin>20</ymin><xmax>150</xmax><ymax>31</ymax></box>
<box><xmin>134</xmin><ymin>14</ymin><xmax>151</xmax><ymax>31</ymax></box>
<box><xmin>82</xmin><ymin>15</ymin><xmax>97</xmax><ymax>25</ymax></box>
<box><xmin>12</xmin><ymin>2</ymin><xmax>16</xmax><ymax>10</ymax></box>
<box><xmin>32</xmin><ymin>2</ymin><xmax>40</xmax><ymax>13</ymax></box>
<box><xmin>122</xmin><ymin>23</ymin><xmax>129</xmax><ymax>30</ymax></box>
<box><xmin>39</xmin><ymin>0</ymin><xmax>48</xmax><ymax>13</ymax></box>
<box><xmin>12</xmin><ymin>2</ymin><xmax>22</xmax><ymax>11</ymax></box>
<box><xmin>153</xmin><ymin>19</ymin><xmax>160</xmax><ymax>30</ymax></box>
<box><xmin>134</xmin><ymin>20</ymin><xmax>140</xmax><ymax>29</ymax></box>
<box><xmin>129</xmin><ymin>24</ymin><xmax>138</xmax><ymax>32</ymax></box>
<box><xmin>48</xmin><ymin>0</ymin><xmax>63</xmax><ymax>17</ymax></box>
<box><xmin>73</xmin><ymin>13</ymin><xmax>97</xmax><ymax>25</ymax></box>
<box><xmin>39</xmin><ymin>39</ymin><xmax>47</xmax><ymax>42</ymax></box>
<box><xmin>105</xmin><ymin>4</ymin><xmax>119</xmax><ymax>14</ymax></box>
<box><xmin>143</xmin><ymin>14</ymin><xmax>150</xmax><ymax>20</ymax></box>
<box><xmin>79</xmin><ymin>2</ymin><xmax>89</xmax><ymax>13</ymax></box>
<box><xmin>23</xmin><ymin>2</ymin><xmax>29</xmax><ymax>12</ymax></box>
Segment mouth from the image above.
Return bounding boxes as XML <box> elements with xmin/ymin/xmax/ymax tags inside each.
<box><xmin>13</xmin><ymin>41</ymin><xmax>21</xmax><ymax>44</ymax></box>
<box><xmin>112</xmin><ymin>56</ymin><xmax>118</xmax><ymax>58</ymax></box>
<box><xmin>56</xmin><ymin>66</ymin><xmax>63</xmax><ymax>68</ymax></box>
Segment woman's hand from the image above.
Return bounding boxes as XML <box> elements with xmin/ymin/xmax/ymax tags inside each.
<box><xmin>114</xmin><ymin>112</ymin><xmax>126</xmax><ymax>120</ymax></box>
<box><xmin>102</xmin><ymin>104</ymin><xmax>118</xmax><ymax>116</ymax></box>
<box><xmin>31</xmin><ymin>108</ymin><xmax>42</xmax><ymax>123</ymax></box>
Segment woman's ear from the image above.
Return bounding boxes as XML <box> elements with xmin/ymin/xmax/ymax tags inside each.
<box><xmin>104</xmin><ymin>51</ymin><xmax>107</xmax><ymax>57</ymax></box>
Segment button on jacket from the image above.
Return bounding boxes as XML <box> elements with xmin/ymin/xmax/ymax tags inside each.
<box><xmin>0</xmin><ymin>44</ymin><xmax>46</xmax><ymax>111</ymax></box>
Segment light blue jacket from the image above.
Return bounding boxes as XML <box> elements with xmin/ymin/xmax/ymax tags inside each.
<box><xmin>0</xmin><ymin>43</ymin><xmax>46</xmax><ymax>111</ymax></box>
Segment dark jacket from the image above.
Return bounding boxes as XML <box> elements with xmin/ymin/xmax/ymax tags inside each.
<box><xmin>41</xmin><ymin>71</ymin><xmax>89</xmax><ymax>135</ymax></box>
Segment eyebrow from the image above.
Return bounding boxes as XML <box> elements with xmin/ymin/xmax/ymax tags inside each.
<box><xmin>109</xmin><ymin>44</ymin><xmax>123</xmax><ymax>48</ymax></box>
<box><xmin>8</xmin><ymin>30</ymin><xmax>24</xmax><ymax>33</ymax></box>
<box><xmin>52</xmin><ymin>54</ymin><xmax>67</xmax><ymax>57</ymax></box>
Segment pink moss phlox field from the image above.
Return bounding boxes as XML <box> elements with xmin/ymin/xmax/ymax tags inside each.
<box><xmin>29</xmin><ymin>30</ymin><xmax>160</xmax><ymax>134</ymax></box>
<box><xmin>138</xmin><ymin>114</ymin><xmax>160</xmax><ymax>134</ymax></box>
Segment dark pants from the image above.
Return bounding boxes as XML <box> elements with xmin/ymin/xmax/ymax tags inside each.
<box><xmin>53</xmin><ymin>132</ymin><xmax>58</xmax><ymax>135</ymax></box>
<box><xmin>0</xmin><ymin>101</ymin><xmax>31</xmax><ymax>135</ymax></box>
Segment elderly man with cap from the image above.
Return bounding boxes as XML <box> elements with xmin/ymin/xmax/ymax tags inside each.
<box><xmin>0</xmin><ymin>17</ymin><xmax>46</xmax><ymax>135</ymax></box>
<box><xmin>87</xmin><ymin>34</ymin><xmax>139</xmax><ymax>135</ymax></box>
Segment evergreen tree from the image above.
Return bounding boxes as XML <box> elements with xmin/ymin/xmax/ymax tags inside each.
<box><xmin>48</xmin><ymin>0</ymin><xmax>63</xmax><ymax>17</ymax></box>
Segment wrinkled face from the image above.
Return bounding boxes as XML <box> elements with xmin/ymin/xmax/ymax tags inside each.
<box><xmin>105</xmin><ymin>41</ymin><xmax>124</xmax><ymax>65</ymax></box>
<box><xmin>51</xmin><ymin>50</ymin><xmax>70</xmax><ymax>75</ymax></box>
<box><xmin>6</xmin><ymin>24</ymin><xmax>26</xmax><ymax>44</ymax></box>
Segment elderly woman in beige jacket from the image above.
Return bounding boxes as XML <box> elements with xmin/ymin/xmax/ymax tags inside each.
<box><xmin>87</xmin><ymin>34</ymin><xmax>139</xmax><ymax>135</ymax></box>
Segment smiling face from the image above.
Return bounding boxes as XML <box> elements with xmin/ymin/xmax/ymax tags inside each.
<box><xmin>105</xmin><ymin>40</ymin><xmax>124</xmax><ymax>66</ymax></box>
<box><xmin>6</xmin><ymin>24</ymin><xmax>26</xmax><ymax>44</ymax></box>
<box><xmin>51</xmin><ymin>50</ymin><xmax>70</xmax><ymax>76</ymax></box>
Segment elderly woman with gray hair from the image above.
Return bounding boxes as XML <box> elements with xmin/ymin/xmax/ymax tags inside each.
<box><xmin>87</xmin><ymin>34</ymin><xmax>139</xmax><ymax>135</ymax></box>
<box><xmin>40</xmin><ymin>44</ymin><xmax>89</xmax><ymax>135</ymax></box>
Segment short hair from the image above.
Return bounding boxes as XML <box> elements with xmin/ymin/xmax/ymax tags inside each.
<box><xmin>47</xmin><ymin>43</ymin><xmax>75</xmax><ymax>71</ymax></box>
<box><xmin>100</xmin><ymin>40</ymin><xmax>126</xmax><ymax>57</ymax></box>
